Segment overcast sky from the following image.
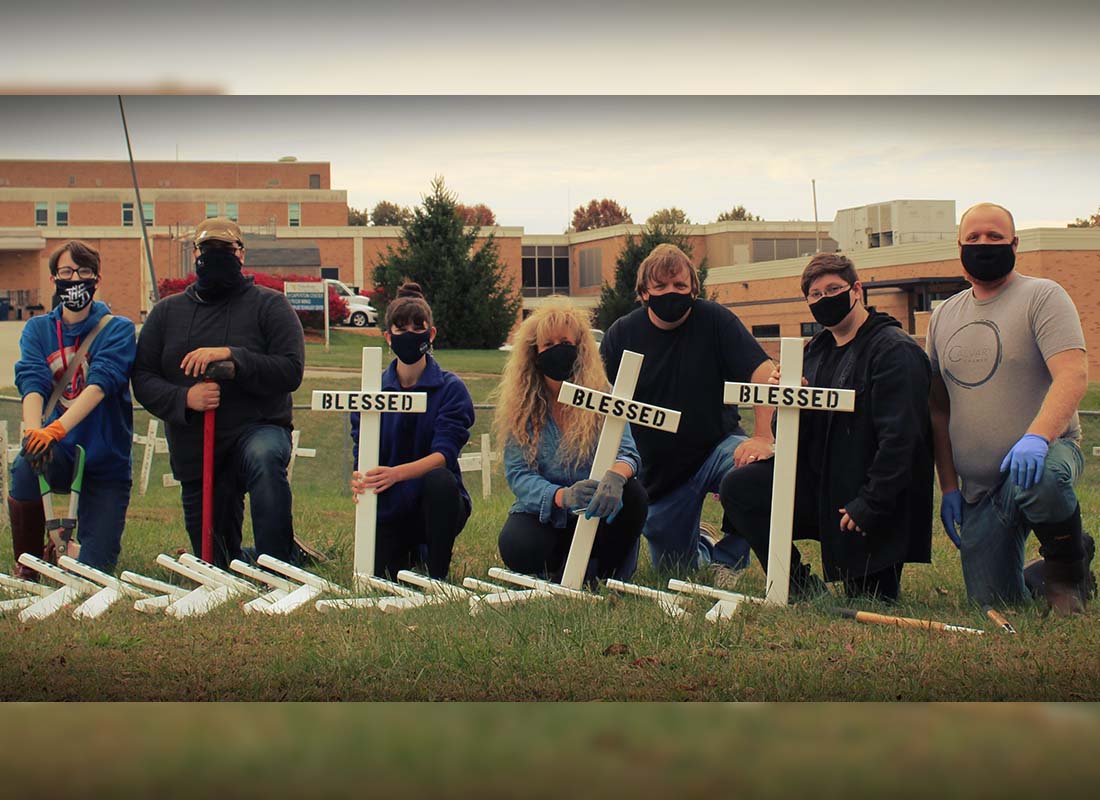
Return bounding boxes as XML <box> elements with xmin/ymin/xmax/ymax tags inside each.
<box><xmin>1</xmin><ymin>2</ymin><xmax>1097</xmax><ymax>232</ymax></box>
<box><xmin>3</xmin><ymin>96</ymin><xmax>1097</xmax><ymax>232</ymax></box>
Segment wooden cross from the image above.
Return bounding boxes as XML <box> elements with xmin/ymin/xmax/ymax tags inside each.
<box><xmin>723</xmin><ymin>337</ymin><xmax>855</xmax><ymax>606</ymax></box>
<box><xmin>457</xmin><ymin>433</ymin><xmax>498</xmax><ymax>500</ymax></box>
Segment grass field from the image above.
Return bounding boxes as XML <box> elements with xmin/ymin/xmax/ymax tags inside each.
<box><xmin>0</xmin><ymin>362</ymin><xmax>1098</xmax><ymax>701</ymax></box>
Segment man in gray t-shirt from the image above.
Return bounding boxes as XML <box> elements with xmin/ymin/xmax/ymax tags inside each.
<box><xmin>927</xmin><ymin>202</ymin><xmax>1090</xmax><ymax>615</ymax></box>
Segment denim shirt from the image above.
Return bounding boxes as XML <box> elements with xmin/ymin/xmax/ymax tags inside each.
<box><xmin>504</xmin><ymin>418</ymin><xmax>641</xmax><ymax>528</ymax></box>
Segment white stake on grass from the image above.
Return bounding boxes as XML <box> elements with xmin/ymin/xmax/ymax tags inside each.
<box><xmin>458</xmin><ymin>433</ymin><xmax>498</xmax><ymax>500</ymax></box>
<box><xmin>15</xmin><ymin>554</ymin><xmax>99</xmax><ymax>621</ymax></box>
<box><xmin>57</xmin><ymin>556</ymin><xmax>152</xmax><ymax>619</ymax></box>
<box><xmin>605</xmin><ymin>579</ymin><xmax>689</xmax><ymax>619</ymax></box>
<box><xmin>723</xmin><ymin>337</ymin><xmax>854</xmax><ymax>606</ymax></box>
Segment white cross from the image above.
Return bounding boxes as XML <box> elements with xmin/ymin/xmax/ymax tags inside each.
<box><xmin>721</xmin><ymin>337</ymin><xmax>855</xmax><ymax>606</ymax></box>
<box><xmin>132</xmin><ymin>419</ymin><xmax>168</xmax><ymax>495</ymax></box>
<box><xmin>310</xmin><ymin>347</ymin><xmax>427</xmax><ymax>589</ymax></box>
<box><xmin>486</xmin><ymin>350</ymin><xmax>680</xmax><ymax>607</ymax></box>
<box><xmin>457</xmin><ymin>433</ymin><xmax>498</xmax><ymax>500</ymax></box>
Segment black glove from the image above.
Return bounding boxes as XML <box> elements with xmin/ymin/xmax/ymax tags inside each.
<box><xmin>585</xmin><ymin>470</ymin><xmax>627</xmax><ymax>522</ymax></box>
<box><xmin>20</xmin><ymin>434</ymin><xmax>54</xmax><ymax>476</ymax></box>
<box><xmin>560</xmin><ymin>479</ymin><xmax>598</xmax><ymax>512</ymax></box>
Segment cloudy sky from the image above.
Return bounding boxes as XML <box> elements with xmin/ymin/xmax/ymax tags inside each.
<box><xmin>2</xmin><ymin>2</ymin><xmax>1097</xmax><ymax>232</ymax></box>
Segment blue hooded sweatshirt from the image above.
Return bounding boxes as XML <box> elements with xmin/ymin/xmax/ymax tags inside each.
<box><xmin>351</xmin><ymin>355</ymin><xmax>475</xmax><ymax>522</ymax></box>
<box><xmin>14</xmin><ymin>300</ymin><xmax>136</xmax><ymax>482</ymax></box>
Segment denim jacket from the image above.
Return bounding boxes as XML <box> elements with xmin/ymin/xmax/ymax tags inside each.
<box><xmin>504</xmin><ymin>419</ymin><xmax>641</xmax><ymax>529</ymax></box>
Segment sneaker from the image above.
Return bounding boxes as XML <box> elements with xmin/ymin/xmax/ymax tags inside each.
<box><xmin>705</xmin><ymin>562</ymin><xmax>743</xmax><ymax>592</ymax></box>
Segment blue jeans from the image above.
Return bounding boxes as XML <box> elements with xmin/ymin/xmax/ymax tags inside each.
<box><xmin>960</xmin><ymin>438</ymin><xmax>1084</xmax><ymax>605</ymax></box>
<box><xmin>643</xmin><ymin>433</ymin><xmax>752</xmax><ymax>571</ymax></box>
<box><xmin>180</xmin><ymin>424</ymin><xmax>295</xmax><ymax>569</ymax></box>
<box><xmin>10</xmin><ymin>451</ymin><xmax>131</xmax><ymax>573</ymax></box>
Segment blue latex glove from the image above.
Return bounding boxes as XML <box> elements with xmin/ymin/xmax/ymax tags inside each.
<box><xmin>940</xmin><ymin>490</ymin><xmax>963</xmax><ymax>549</ymax></box>
<box><xmin>998</xmin><ymin>434</ymin><xmax>1049</xmax><ymax>490</ymax></box>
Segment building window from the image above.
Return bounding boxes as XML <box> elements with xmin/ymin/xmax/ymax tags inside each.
<box><xmin>35</xmin><ymin>202</ymin><xmax>47</xmax><ymax>226</ymax></box>
<box><xmin>289</xmin><ymin>203</ymin><xmax>301</xmax><ymax>227</ymax></box>
<box><xmin>225</xmin><ymin>202</ymin><xmax>238</xmax><ymax>222</ymax></box>
<box><xmin>801</xmin><ymin>322</ymin><xmax>824</xmax><ymax>337</ymax></box>
<box><xmin>142</xmin><ymin>202</ymin><xmax>154</xmax><ymax>225</ymax></box>
<box><xmin>205</xmin><ymin>202</ymin><xmax>219</xmax><ymax>218</ymax></box>
<box><xmin>752</xmin><ymin>324</ymin><xmax>781</xmax><ymax>337</ymax></box>
<box><xmin>309</xmin><ymin>173</ymin><xmax>321</xmax><ymax>189</ymax></box>
<box><xmin>521</xmin><ymin>245</ymin><xmax>569</xmax><ymax>297</ymax></box>
<box><xmin>55</xmin><ymin>202</ymin><xmax>69</xmax><ymax>227</ymax></box>
<box><xmin>751</xmin><ymin>237</ymin><xmax>838</xmax><ymax>263</ymax></box>
<box><xmin>579</xmin><ymin>248</ymin><xmax>602</xmax><ymax>288</ymax></box>
<box><xmin>122</xmin><ymin>202</ymin><xmax>134</xmax><ymax>227</ymax></box>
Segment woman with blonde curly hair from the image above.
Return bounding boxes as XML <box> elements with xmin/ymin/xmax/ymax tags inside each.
<box><xmin>493</xmin><ymin>301</ymin><xmax>647</xmax><ymax>583</ymax></box>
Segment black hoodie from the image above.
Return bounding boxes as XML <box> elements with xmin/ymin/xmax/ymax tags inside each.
<box><xmin>132</xmin><ymin>277</ymin><xmax>305</xmax><ymax>482</ymax></box>
<box><xmin>799</xmin><ymin>308</ymin><xmax>934</xmax><ymax>580</ymax></box>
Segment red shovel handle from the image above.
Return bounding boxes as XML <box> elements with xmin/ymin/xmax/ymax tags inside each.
<box><xmin>202</xmin><ymin>404</ymin><xmax>214</xmax><ymax>562</ymax></box>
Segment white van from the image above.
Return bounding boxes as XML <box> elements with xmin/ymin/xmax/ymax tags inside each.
<box><xmin>324</xmin><ymin>279</ymin><xmax>378</xmax><ymax>327</ymax></box>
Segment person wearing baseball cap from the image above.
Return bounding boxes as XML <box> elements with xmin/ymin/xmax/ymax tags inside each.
<box><xmin>132</xmin><ymin>217</ymin><xmax>306</xmax><ymax>568</ymax></box>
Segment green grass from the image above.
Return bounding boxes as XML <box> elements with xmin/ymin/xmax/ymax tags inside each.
<box><xmin>0</xmin><ymin>373</ymin><xmax>1098</xmax><ymax>700</ymax></box>
<box><xmin>305</xmin><ymin>329</ymin><xmax>509</xmax><ymax>374</ymax></box>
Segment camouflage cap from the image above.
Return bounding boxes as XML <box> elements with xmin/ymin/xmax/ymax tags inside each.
<box><xmin>195</xmin><ymin>217</ymin><xmax>243</xmax><ymax>247</ymax></box>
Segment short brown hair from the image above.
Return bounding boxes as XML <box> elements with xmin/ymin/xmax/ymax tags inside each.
<box><xmin>634</xmin><ymin>243</ymin><xmax>700</xmax><ymax>300</ymax></box>
<box><xmin>385</xmin><ymin>281</ymin><xmax>433</xmax><ymax>330</ymax></box>
<box><xmin>800</xmin><ymin>253</ymin><xmax>859</xmax><ymax>297</ymax></box>
<box><xmin>48</xmin><ymin>240</ymin><xmax>100</xmax><ymax>276</ymax></box>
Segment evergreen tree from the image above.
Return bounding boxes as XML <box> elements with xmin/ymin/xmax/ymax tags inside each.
<box><xmin>594</xmin><ymin>222</ymin><xmax>708</xmax><ymax>331</ymax></box>
<box><xmin>372</xmin><ymin>177</ymin><xmax>520</xmax><ymax>348</ymax></box>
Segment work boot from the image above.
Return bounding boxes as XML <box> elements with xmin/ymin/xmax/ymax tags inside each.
<box><xmin>1031</xmin><ymin>506</ymin><xmax>1089</xmax><ymax>616</ymax></box>
<box><xmin>1025</xmin><ymin>532</ymin><xmax>1096</xmax><ymax>601</ymax></box>
<box><xmin>7</xmin><ymin>497</ymin><xmax>47</xmax><ymax>582</ymax></box>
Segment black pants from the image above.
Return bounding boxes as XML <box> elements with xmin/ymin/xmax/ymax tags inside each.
<box><xmin>497</xmin><ymin>477</ymin><xmax>647</xmax><ymax>584</ymax></box>
<box><xmin>719</xmin><ymin>459</ymin><xmax>904</xmax><ymax>602</ymax></box>
<box><xmin>375</xmin><ymin>467</ymin><xmax>469</xmax><ymax>581</ymax></box>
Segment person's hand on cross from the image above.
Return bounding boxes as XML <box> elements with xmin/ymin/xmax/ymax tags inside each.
<box><xmin>351</xmin><ymin>465</ymin><xmax>406</xmax><ymax>500</ymax></box>
<box><xmin>734</xmin><ymin>436</ymin><xmax>775</xmax><ymax>467</ymax></box>
<box><xmin>767</xmin><ymin>367</ymin><xmax>809</xmax><ymax>387</ymax></box>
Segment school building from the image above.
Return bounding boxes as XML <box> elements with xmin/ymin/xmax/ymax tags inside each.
<box><xmin>1</xmin><ymin>159</ymin><xmax>1098</xmax><ymax>374</ymax></box>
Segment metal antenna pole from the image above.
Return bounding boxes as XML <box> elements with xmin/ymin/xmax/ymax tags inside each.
<box><xmin>118</xmin><ymin>96</ymin><xmax>160</xmax><ymax>303</ymax></box>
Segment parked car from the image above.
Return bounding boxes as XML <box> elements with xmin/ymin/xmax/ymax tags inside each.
<box><xmin>325</xmin><ymin>279</ymin><xmax>378</xmax><ymax>327</ymax></box>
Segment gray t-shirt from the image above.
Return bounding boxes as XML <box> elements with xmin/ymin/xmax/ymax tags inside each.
<box><xmin>927</xmin><ymin>273</ymin><xmax>1085</xmax><ymax>503</ymax></box>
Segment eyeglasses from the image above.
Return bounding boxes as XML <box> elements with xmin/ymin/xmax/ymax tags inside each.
<box><xmin>806</xmin><ymin>283</ymin><xmax>851</xmax><ymax>303</ymax></box>
<box><xmin>55</xmin><ymin>267</ymin><xmax>98</xmax><ymax>280</ymax></box>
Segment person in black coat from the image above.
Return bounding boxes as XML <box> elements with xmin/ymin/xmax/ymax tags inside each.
<box><xmin>719</xmin><ymin>253</ymin><xmax>933</xmax><ymax>602</ymax></box>
<box><xmin>132</xmin><ymin>217</ymin><xmax>305</xmax><ymax>568</ymax></box>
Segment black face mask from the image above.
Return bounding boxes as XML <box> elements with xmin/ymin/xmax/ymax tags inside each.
<box><xmin>647</xmin><ymin>291</ymin><xmax>694</xmax><ymax>324</ymax></box>
<box><xmin>809</xmin><ymin>289</ymin><xmax>856</xmax><ymax>328</ymax></box>
<box><xmin>390</xmin><ymin>330</ymin><xmax>432</xmax><ymax>365</ymax></box>
<box><xmin>195</xmin><ymin>250</ymin><xmax>245</xmax><ymax>299</ymax></box>
<box><xmin>54</xmin><ymin>278</ymin><xmax>97</xmax><ymax>312</ymax></box>
<box><xmin>535</xmin><ymin>343</ymin><xmax>578</xmax><ymax>381</ymax></box>
<box><xmin>960</xmin><ymin>243</ymin><xmax>1015</xmax><ymax>282</ymax></box>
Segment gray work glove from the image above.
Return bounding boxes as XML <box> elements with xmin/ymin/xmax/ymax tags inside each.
<box><xmin>585</xmin><ymin>470</ymin><xmax>627</xmax><ymax>522</ymax></box>
<box><xmin>560</xmin><ymin>478</ymin><xmax>598</xmax><ymax>513</ymax></box>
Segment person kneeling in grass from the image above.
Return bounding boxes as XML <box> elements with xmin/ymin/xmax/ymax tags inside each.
<box><xmin>349</xmin><ymin>282</ymin><xmax>475</xmax><ymax>580</ymax></box>
<box><xmin>493</xmin><ymin>302</ymin><xmax>647</xmax><ymax>585</ymax></box>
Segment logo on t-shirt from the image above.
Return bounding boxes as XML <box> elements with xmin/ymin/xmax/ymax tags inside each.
<box><xmin>943</xmin><ymin>320</ymin><xmax>1002</xmax><ymax>389</ymax></box>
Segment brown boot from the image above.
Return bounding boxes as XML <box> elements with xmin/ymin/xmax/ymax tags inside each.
<box><xmin>7</xmin><ymin>497</ymin><xmax>47</xmax><ymax>582</ymax></box>
<box><xmin>1044</xmin><ymin>559</ymin><xmax>1086</xmax><ymax>616</ymax></box>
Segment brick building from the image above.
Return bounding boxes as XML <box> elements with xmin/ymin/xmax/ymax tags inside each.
<box><xmin>1</xmin><ymin>160</ymin><xmax>1097</xmax><ymax>374</ymax></box>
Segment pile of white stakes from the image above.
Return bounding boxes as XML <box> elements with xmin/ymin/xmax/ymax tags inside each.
<box><xmin>0</xmin><ymin>340</ymin><xmax>844</xmax><ymax>625</ymax></box>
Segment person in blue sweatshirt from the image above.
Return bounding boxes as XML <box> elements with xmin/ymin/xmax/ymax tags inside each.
<box><xmin>349</xmin><ymin>282</ymin><xmax>475</xmax><ymax>580</ymax></box>
<box><xmin>10</xmin><ymin>240</ymin><xmax>136</xmax><ymax>577</ymax></box>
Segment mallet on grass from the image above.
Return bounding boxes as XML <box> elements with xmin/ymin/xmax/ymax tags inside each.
<box><xmin>828</xmin><ymin>607</ymin><xmax>985</xmax><ymax>635</ymax></box>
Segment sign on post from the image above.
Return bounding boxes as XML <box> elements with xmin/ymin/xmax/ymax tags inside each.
<box><xmin>284</xmin><ymin>281</ymin><xmax>330</xmax><ymax>352</ymax></box>
<box><xmin>723</xmin><ymin>337</ymin><xmax>856</xmax><ymax>606</ymax></box>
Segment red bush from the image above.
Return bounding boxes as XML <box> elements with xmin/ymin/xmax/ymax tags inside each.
<box><xmin>157</xmin><ymin>273</ymin><xmax>348</xmax><ymax>330</ymax></box>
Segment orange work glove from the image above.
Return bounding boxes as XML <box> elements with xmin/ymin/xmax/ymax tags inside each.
<box><xmin>22</xmin><ymin>420</ymin><xmax>68</xmax><ymax>454</ymax></box>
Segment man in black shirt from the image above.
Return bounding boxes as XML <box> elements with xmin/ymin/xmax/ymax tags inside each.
<box><xmin>718</xmin><ymin>253</ymin><xmax>933</xmax><ymax>601</ymax></box>
<box><xmin>600</xmin><ymin>244</ymin><xmax>776</xmax><ymax>573</ymax></box>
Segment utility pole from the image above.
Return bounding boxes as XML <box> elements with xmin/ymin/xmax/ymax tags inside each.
<box><xmin>812</xmin><ymin>179</ymin><xmax>821</xmax><ymax>254</ymax></box>
<box><xmin>118</xmin><ymin>96</ymin><xmax>160</xmax><ymax>302</ymax></box>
